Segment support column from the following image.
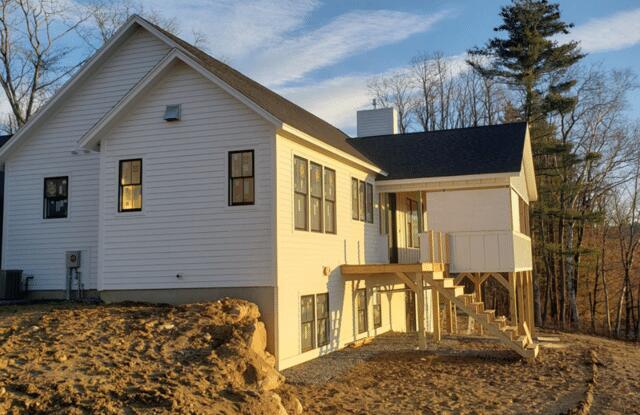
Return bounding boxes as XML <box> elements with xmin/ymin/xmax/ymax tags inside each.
<box><xmin>509</xmin><ymin>272</ymin><xmax>518</xmax><ymax>328</ymax></box>
<box><xmin>416</xmin><ymin>273</ymin><xmax>427</xmax><ymax>349</ymax></box>
<box><xmin>446</xmin><ymin>300</ymin><xmax>455</xmax><ymax>334</ymax></box>
<box><xmin>517</xmin><ymin>272</ymin><xmax>526</xmax><ymax>336</ymax></box>
<box><xmin>432</xmin><ymin>285</ymin><xmax>441</xmax><ymax>342</ymax></box>
<box><xmin>527</xmin><ymin>271</ymin><xmax>536</xmax><ymax>338</ymax></box>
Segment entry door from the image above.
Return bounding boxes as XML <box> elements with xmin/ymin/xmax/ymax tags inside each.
<box><xmin>405</xmin><ymin>285</ymin><xmax>416</xmax><ymax>332</ymax></box>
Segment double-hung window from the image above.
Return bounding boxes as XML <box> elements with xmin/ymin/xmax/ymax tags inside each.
<box><xmin>356</xmin><ymin>288</ymin><xmax>367</xmax><ymax>334</ymax></box>
<box><xmin>229</xmin><ymin>150</ymin><xmax>255</xmax><ymax>205</ymax></box>
<box><xmin>294</xmin><ymin>156</ymin><xmax>336</xmax><ymax>233</ymax></box>
<box><xmin>324</xmin><ymin>169</ymin><xmax>336</xmax><ymax>234</ymax></box>
<box><xmin>372</xmin><ymin>289</ymin><xmax>382</xmax><ymax>329</ymax></box>
<box><xmin>379</xmin><ymin>193</ymin><xmax>389</xmax><ymax>234</ymax></box>
<box><xmin>300</xmin><ymin>295</ymin><xmax>315</xmax><ymax>352</ymax></box>
<box><xmin>310</xmin><ymin>162</ymin><xmax>323</xmax><ymax>232</ymax></box>
<box><xmin>300</xmin><ymin>293</ymin><xmax>330</xmax><ymax>352</ymax></box>
<box><xmin>43</xmin><ymin>177</ymin><xmax>68</xmax><ymax>219</ymax></box>
<box><xmin>351</xmin><ymin>178</ymin><xmax>373</xmax><ymax>223</ymax></box>
<box><xmin>294</xmin><ymin>156</ymin><xmax>309</xmax><ymax>230</ymax></box>
<box><xmin>519</xmin><ymin>195</ymin><xmax>530</xmax><ymax>236</ymax></box>
<box><xmin>119</xmin><ymin>160</ymin><xmax>142</xmax><ymax>212</ymax></box>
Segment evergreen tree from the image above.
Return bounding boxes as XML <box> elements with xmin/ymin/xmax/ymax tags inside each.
<box><xmin>467</xmin><ymin>0</ymin><xmax>585</xmax><ymax>326</ymax></box>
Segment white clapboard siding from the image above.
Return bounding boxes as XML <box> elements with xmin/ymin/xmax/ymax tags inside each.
<box><xmin>99</xmin><ymin>62</ymin><xmax>275</xmax><ymax>290</ymax></box>
<box><xmin>274</xmin><ymin>133</ymin><xmax>392</xmax><ymax>366</ymax></box>
<box><xmin>3</xmin><ymin>28</ymin><xmax>170</xmax><ymax>290</ymax></box>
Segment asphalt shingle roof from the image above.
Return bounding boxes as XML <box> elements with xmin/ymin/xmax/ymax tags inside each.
<box><xmin>346</xmin><ymin>122</ymin><xmax>527</xmax><ymax>180</ymax></box>
<box><xmin>147</xmin><ymin>20</ymin><xmax>374</xmax><ymax>165</ymax></box>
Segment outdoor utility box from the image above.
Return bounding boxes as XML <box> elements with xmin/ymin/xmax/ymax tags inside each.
<box><xmin>66</xmin><ymin>251</ymin><xmax>81</xmax><ymax>268</ymax></box>
<box><xmin>0</xmin><ymin>270</ymin><xmax>23</xmax><ymax>300</ymax></box>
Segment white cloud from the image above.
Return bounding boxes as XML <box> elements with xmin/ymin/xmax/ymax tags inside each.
<box><xmin>249</xmin><ymin>10</ymin><xmax>449</xmax><ymax>86</ymax></box>
<box><xmin>566</xmin><ymin>8</ymin><xmax>640</xmax><ymax>53</ymax></box>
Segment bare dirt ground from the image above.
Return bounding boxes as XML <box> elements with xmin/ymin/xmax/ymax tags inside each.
<box><xmin>282</xmin><ymin>331</ymin><xmax>640</xmax><ymax>415</ymax></box>
<box><xmin>0</xmin><ymin>300</ymin><xmax>297</xmax><ymax>415</ymax></box>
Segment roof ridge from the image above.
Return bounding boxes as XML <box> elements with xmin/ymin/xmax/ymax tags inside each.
<box><xmin>347</xmin><ymin>121</ymin><xmax>527</xmax><ymax>141</ymax></box>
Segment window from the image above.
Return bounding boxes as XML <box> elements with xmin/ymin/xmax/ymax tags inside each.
<box><xmin>379</xmin><ymin>193</ymin><xmax>389</xmax><ymax>234</ymax></box>
<box><xmin>372</xmin><ymin>289</ymin><xmax>382</xmax><ymax>329</ymax></box>
<box><xmin>118</xmin><ymin>159</ymin><xmax>142</xmax><ymax>212</ymax></box>
<box><xmin>365</xmin><ymin>183</ymin><xmax>373</xmax><ymax>223</ymax></box>
<box><xmin>310</xmin><ymin>162</ymin><xmax>323</xmax><ymax>232</ymax></box>
<box><xmin>406</xmin><ymin>198</ymin><xmax>419</xmax><ymax>248</ymax></box>
<box><xmin>358</xmin><ymin>181</ymin><xmax>365</xmax><ymax>221</ymax></box>
<box><xmin>43</xmin><ymin>177</ymin><xmax>68</xmax><ymax>219</ymax></box>
<box><xmin>324</xmin><ymin>169</ymin><xmax>336</xmax><ymax>234</ymax></box>
<box><xmin>355</xmin><ymin>288</ymin><xmax>367</xmax><ymax>334</ymax></box>
<box><xmin>294</xmin><ymin>157</ymin><xmax>308</xmax><ymax>230</ymax></box>
<box><xmin>519</xmin><ymin>196</ymin><xmax>530</xmax><ymax>236</ymax></box>
<box><xmin>229</xmin><ymin>150</ymin><xmax>254</xmax><ymax>205</ymax></box>
<box><xmin>351</xmin><ymin>178</ymin><xmax>359</xmax><ymax>220</ymax></box>
<box><xmin>316</xmin><ymin>293</ymin><xmax>330</xmax><ymax>347</ymax></box>
<box><xmin>352</xmin><ymin>179</ymin><xmax>374</xmax><ymax>223</ymax></box>
<box><xmin>294</xmin><ymin>157</ymin><xmax>335</xmax><ymax>234</ymax></box>
<box><xmin>300</xmin><ymin>293</ymin><xmax>330</xmax><ymax>352</ymax></box>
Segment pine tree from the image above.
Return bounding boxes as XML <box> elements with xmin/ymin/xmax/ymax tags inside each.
<box><xmin>467</xmin><ymin>0</ymin><xmax>585</xmax><ymax>327</ymax></box>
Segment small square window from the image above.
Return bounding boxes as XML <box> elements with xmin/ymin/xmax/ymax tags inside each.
<box><xmin>164</xmin><ymin>104</ymin><xmax>181</xmax><ymax>121</ymax></box>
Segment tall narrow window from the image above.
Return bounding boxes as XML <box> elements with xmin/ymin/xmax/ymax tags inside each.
<box><xmin>43</xmin><ymin>177</ymin><xmax>68</xmax><ymax>219</ymax></box>
<box><xmin>300</xmin><ymin>295</ymin><xmax>315</xmax><ymax>352</ymax></box>
<box><xmin>372</xmin><ymin>289</ymin><xmax>382</xmax><ymax>329</ymax></box>
<box><xmin>294</xmin><ymin>157</ymin><xmax>308</xmax><ymax>230</ymax></box>
<box><xmin>119</xmin><ymin>159</ymin><xmax>142</xmax><ymax>212</ymax></box>
<box><xmin>351</xmin><ymin>178</ymin><xmax>359</xmax><ymax>220</ymax></box>
<box><xmin>229</xmin><ymin>150</ymin><xmax>254</xmax><ymax>205</ymax></box>
<box><xmin>356</xmin><ymin>288</ymin><xmax>367</xmax><ymax>334</ymax></box>
<box><xmin>365</xmin><ymin>183</ymin><xmax>373</xmax><ymax>223</ymax></box>
<box><xmin>358</xmin><ymin>181</ymin><xmax>365</xmax><ymax>221</ymax></box>
<box><xmin>406</xmin><ymin>198</ymin><xmax>419</xmax><ymax>248</ymax></box>
<box><xmin>316</xmin><ymin>293</ymin><xmax>330</xmax><ymax>346</ymax></box>
<box><xmin>324</xmin><ymin>168</ymin><xmax>336</xmax><ymax>234</ymax></box>
<box><xmin>309</xmin><ymin>162</ymin><xmax>323</xmax><ymax>232</ymax></box>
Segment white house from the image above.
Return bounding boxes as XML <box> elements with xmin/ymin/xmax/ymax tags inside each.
<box><xmin>0</xmin><ymin>16</ymin><xmax>538</xmax><ymax>370</ymax></box>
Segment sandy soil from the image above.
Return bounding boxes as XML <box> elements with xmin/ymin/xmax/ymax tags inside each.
<box><xmin>282</xmin><ymin>331</ymin><xmax>640</xmax><ymax>415</ymax></box>
<box><xmin>0</xmin><ymin>300</ymin><xmax>294</xmax><ymax>415</ymax></box>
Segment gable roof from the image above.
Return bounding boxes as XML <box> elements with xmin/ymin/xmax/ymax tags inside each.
<box><xmin>0</xmin><ymin>15</ymin><xmax>376</xmax><ymax>171</ymax></box>
<box><xmin>148</xmin><ymin>23</ymin><xmax>373</xmax><ymax>166</ymax></box>
<box><xmin>346</xmin><ymin>122</ymin><xmax>528</xmax><ymax>181</ymax></box>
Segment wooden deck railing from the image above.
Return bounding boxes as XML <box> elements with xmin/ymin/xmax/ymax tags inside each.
<box><xmin>419</xmin><ymin>230</ymin><xmax>450</xmax><ymax>265</ymax></box>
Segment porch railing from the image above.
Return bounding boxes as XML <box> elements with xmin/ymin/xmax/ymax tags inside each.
<box><xmin>419</xmin><ymin>230</ymin><xmax>450</xmax><ymax>264</ymax></box>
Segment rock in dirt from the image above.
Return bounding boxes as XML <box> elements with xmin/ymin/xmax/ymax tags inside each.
<box><xmin>0</xmin><ymin>298</ymin><xmax>299</xmax><ymax>414</ymax></box>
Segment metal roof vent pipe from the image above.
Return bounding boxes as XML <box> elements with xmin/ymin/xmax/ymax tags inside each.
<box><xmin>356</xmin><ymin>105</ymin><xmax>399</xmax><ymax>138</ymax></box>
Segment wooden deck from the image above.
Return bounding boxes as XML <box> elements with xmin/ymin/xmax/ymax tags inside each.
<box><xmin>340</xmin><ymin>262</ymin><xmax>446</xmax><ymax>275</ymax></box>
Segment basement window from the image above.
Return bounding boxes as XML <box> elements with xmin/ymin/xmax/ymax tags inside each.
<box><xmin>316</xmin><ymin>293</ymin><xmax>330</xmax><ymax>347</ymax></box>
<box><xmin>301</xmin><ymin>295</ymin><xmax>315</xmax><ymax>352</ymax></box>
<box><xmin>356</xmin><ymin>288</ymin><xmax>367</xmax><ymax>334</ymax></box>
<box><xmin>43</xmin><ymin>176</ymin><xmax>68</xmax><ymax>219</ymax></box>
<box><xmin>372</xmin><ymin>288</ymin><xmax>382</xmax><ymax>329</ymax></box>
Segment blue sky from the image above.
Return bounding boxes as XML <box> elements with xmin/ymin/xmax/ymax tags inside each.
<box><xmin>152</xmin><ymin>0</ymin><xmax>638</xmax><ymax>134</ymax></box>
<box><xmin>6</xmin><ymin>0</ymin><xmax>640</xmax><ymax>134</ymax></box>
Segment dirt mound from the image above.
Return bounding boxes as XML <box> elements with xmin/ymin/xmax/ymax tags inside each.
<box><xmin>0</xmin><ymin>299</ymin><xmax>301</xmax><ymax>414</ymax></box>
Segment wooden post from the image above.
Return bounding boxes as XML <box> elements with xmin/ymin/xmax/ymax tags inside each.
<box><xmin>517</xmin><ymin>272</ymin><xmax>526</xmax><ymax>336</ymax></box>
<box><xmin>432</xmin><ymin>283</ymin><xmax>441</xmax><ymax>342</ymax></box>
<box><xmin>527</xmin><ymin>271</ymin><xmax>536</xmax><ymax>338</ymax></box>
<box><xmin>446</xmin><ymin>300</ymin><xmax>456</xmax><ymax>334</ymax></box>
<box><xmin>416</xmin><ymin>273</ymin><xmax>427</xmax><ymax>349</ymax></box>
<box><xmin>509</xmin><ymin>272</ymin><xmax>518</xmax><ymax>328</ymax></box>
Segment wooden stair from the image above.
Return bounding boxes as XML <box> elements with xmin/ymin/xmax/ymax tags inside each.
<box><xmin>427</xmin><ymin>271</ymin><xmax>539</xmax><ymax>360</ymax></box>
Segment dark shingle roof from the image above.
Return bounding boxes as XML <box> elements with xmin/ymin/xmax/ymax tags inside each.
<box><xmin>0</xmin><ymin>135</ymin><xmax>12</xmax><ymax>148</ymax></box>
<box><xmin>346</xmin><ymin>122</ymin><xmax>527</xmax><ymax>180</ymax></box>
<box><xmin>146</xmin><ymin>20</ymin><xmax>374</xmax><ymax>165</ymax></box>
